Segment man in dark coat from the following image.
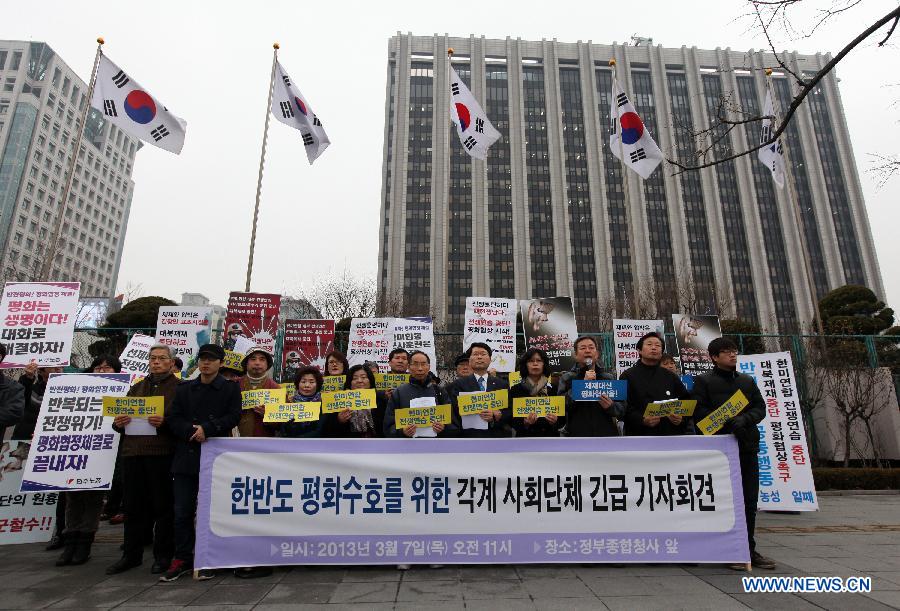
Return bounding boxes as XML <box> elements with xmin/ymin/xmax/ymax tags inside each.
<box><xmin>692</xmin><ymin>337</ymin><xmax>775</xmax><ymax>570</ymax></box>
<box><xmin>556</xmin><ymin>337</ymin><xmax>624</xmax><ymax>437</ymax></box>
<box><xmin>448</xmin><ymin>343</ymin><xmax>510</xmax><ymax>438</ymax></box>
<box><xmin>0</xmin><ymin>344</ymin><xmax>24</xmax><ymax>440</ymax></box>
<box><xmin>621</xmin><ymin>332</ymin><xmax>692</xmax><ymax>436</ymax></box>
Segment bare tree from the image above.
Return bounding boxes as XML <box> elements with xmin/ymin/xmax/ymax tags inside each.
<box><xmin>823</xmin><ymin>361</ymin><xmax>893</xmax><ymax>467</ymax></box>
<box><xmin>292</xmin><ymin>270</ymin><xmax>377</xmax><ymax>322</ymax></box>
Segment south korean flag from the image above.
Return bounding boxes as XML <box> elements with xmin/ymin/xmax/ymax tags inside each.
<box><xmin>90</xmin><ymin>54</ymin><xmax>187</xmax><ymax>154</ymax></box>
<box><xmin>449</xmin><ymin>65</ymin><xmax>500</xmax><ymax>160</ymax></box>
<box><xmin>757</xmin><ymin>90</ymin><xmax>786</xmax><ymax>189</ymax></box>
<box><xmin>609</xmin><ymin>78</ymin><xmax>663</xmax><ymax>179</ymax></box>
<box><xmin>271</xmin><ymin>61</ymin><xmax>330</xmax><ymax>164</ymax></box>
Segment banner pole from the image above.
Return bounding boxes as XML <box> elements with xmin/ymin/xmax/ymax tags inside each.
<box><xmin>245</xmin><ymin>43</ymin><xmax>279</xmax><ymax>293</ymax></box>
<box><xmin>37</xmin><ymin>38</ymin><xmax>104</xmax><ymax>282</ymax></box>
<box><xmin>764</xmin><ymin>70</ymin><xmax>826</xmax><ymax>342</ymax></box>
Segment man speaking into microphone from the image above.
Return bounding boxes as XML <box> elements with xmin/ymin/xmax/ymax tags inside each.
<box><xmin>556</xmin><ymin>336</ymin><xmax>624</xmax><ymax>437</ymax></box>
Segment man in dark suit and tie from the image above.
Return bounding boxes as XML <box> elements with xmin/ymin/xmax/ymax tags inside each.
<box><xmin>448</xmin><ymin>343</ymin><xmax>511</xmax><ymax>438</ymax></box>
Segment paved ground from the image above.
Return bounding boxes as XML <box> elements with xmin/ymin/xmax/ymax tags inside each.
<box><xmin>1</xmin><ymin>493</ymin><xmax>899</xmax><ymax>610</ymax></box>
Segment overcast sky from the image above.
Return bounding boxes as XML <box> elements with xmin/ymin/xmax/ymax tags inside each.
<box><xmin>6</xmin><ymin>0</ymin><xmax>899</xmax><ymax>318</ymax></box>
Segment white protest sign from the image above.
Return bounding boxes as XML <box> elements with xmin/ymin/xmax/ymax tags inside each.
<box><xmin>613</xmin><ymin>319</ymin><xmax>664</xmax><ymax>378</ymax></box>
<box><xmin>155</xmin><ymin>306</ymin><xmax>212</xmax><ymax>375</ymax></box>
<box><xmin>464</xmin><ymin>297</ymin><xmax>517</xmax><ymax>372</ymax></box>
<box><xmin>118</xmin><ymin>333</ymin><xmax>156</xmax><ymax>384</ymax></box>
<box><xmin>388</xmin><ymin>318</ymin><xmax>436</xmax><ymax>370</ymax></box>
<box><xmin>0</xmin><ymin>282</ymin><xmax>80</xmax><ymax>368</ymax></box>
<box><xmin>346</xmin><ymin>318</ymin><xmax>392</xmax><ymax>370</ymax></box>
<box><xmin>0</xmin><ymin>441</ymin><xmax>58</xmax><ymax>544</ymax></box>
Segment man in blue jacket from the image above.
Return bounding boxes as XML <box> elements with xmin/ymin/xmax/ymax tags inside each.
<box><xmin>160</xmin><ymin>344</ymin><xmax>241</xmax><ymax>582</ymax></box>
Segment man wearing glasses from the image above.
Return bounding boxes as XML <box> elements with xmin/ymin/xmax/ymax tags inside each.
<box><xmin>692</xmin><ymin>337</ymin><xmax>776</xmax><ymax>571</ymax></box>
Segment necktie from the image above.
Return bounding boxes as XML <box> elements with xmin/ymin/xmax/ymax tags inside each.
<box><xmin>478</xmin><ymin>376</ymin><xmax>486</xmax><ymax>391</ymax></box>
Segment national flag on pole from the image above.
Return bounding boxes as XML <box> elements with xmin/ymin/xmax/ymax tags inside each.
<box><xmin>271</xmin><ymin>61</ymin><xmax>330</xmax><ymax>164</ymax></box>
<box><xmin>609</xmin><ymin>78</ymin><xmax>663</xmax><ymax>179</ymax></box>
<box><xmin>90</xmin><ymin>54</ymin><xmax>187</xmax><ymax>154</ymax></box>
<box><xmin>758</xmin><ymin>90</ymin><xmax>786</xmax><ymax>189</ymax></box>
<box><xmin>449</xmin><ymin>65</ymin><xmax>500</xmax><ymax>160</ymax></box>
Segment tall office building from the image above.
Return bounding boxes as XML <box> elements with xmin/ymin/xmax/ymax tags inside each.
<box><xmin>0</xmin><ymin>41</ymin><xmax>139</xmax><ymax>297</ymax></box>
<box><xmin>377</xmin><ymin>34</ymin><xmax>884</xmax><ymax>333</ymax></box>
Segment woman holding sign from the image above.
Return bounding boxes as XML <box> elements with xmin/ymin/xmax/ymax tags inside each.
<box><xmin>321</xmin><ymin>364</ymin><xmax>386</xmax><ymax>438</ymax></box>
<box><xmin>280</xmin><ymin>366</ymin><xmax>323</xmax><ymax>438</ymax></box>
<box><xmin>510</xmin><ymin>349</ymin><xmax>564</xmax><ymax>437</ymax></box>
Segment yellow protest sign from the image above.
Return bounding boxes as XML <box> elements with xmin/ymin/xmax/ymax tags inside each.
<box><xmin>223</xmin><ymin>350</ymin><xmax>244</xmax><ymax>371</ymax></box>
<box><xmin>696</xmin><ymin>390</ymin><xmax>749</xmax><ymax>435</ymax></box>
<box><xmin>512</xmin><ymin>395</ymin><xmax>565</xmax><ymax>418</ymax></box>
<box><xmin>375</xmin><ymin>373</ymin><xmax>410</xmax><ymax>390</ymax></box>
<box><xmin>508</xmin><ymin>371</ymin><xmax>522</xmax><ymax>386</ymax></box>
<box><xmin>643</xmin><ymin>399</ymin><xmax>698</xmax><ymax>419</ymax></box>
<box><xmin>321</xmin><ymin>389</ymin><xmax>377</xmax><ymax>414</ymax></box>
<box><xmin>457</xmin><ymin>389</ymin><xmax>509</xmax><ymax>416</ymax></box>
<box><xmin>322</xmin><ymin>375</ymin><xmax>345</xmax><ymax>392</ymax></box>
<box><xmin>102</xmin><ymin>396</ymin><xmax>163</xmax><ymax>418</ymax></box>
<box><xmin>395</xmin><ymin>404</ymin><xmax>452</xmax><ymax>428</ymax></box>
<box><xmin>241</xmin><ymin>388</ymin><xmax>287</xmax><ymax>411</ymax></box>
<box><xmin>263</xmin><ymin>402</ymin><xmax>321</xmax><ymax>423</ymax></box>
<box><xmin>280</xmin><ymin>382</ymin><xmax>296</xmax><ymax>398</ymax></box>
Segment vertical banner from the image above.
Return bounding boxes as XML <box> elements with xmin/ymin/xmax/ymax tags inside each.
<box><xmin>738</xmin><ymin>352</ymin><xmax>818</xmax><ymax>511</ymax></box>
<box><xmin>346</xmin><ymin>318</ymin><xmax>392</xmax><ymax>369</ymax></box>
<box><xmin>464</xmin><ymin>297</ymin><xmax>517</xmax><ymax>372</ymax></box>
<box><xmin>672</xmin><ymin>314</ymin><xmax>721</xmax><ymax>376</ymax></box>
<box><xmin>389</xmin><ymin>318</ymin><xmax>436</xmax><ymax>370</ymax></box>
<box><xmin>0</xmin><ymin>441</ymin><xmax>57</xmax><ymax>544</ymax></box>
<box><xmin>0</xmin><ymin>282</ymin><xmax>80</xmax><ymax>368</ymax></box>
<box><xmin>20</xmin><ymin>373</ymin><xmax>130</xmax><ymax>492</ymax></box>
<box><xmin>613</xmin><ymin>319</ymin><xmax>664</xmax><ymax>378</ymax></box>
<box><xmin>519</xmin><ymin>297</ymin><xmax>579</xmax><ymax>373</ymax></box>
<box><xmin>282</xmin><ymin>320</ymin><xmax>335</xmax><ymax>380</ymax></box>
<box><xmin>155</xmin><ymin>306</ymin><xmax>212</xmax><ymax>376</ymax></box>
<box><xmin>224</xmin><ymin>292</ymin><xmax>282</xmax><ymax>354</ymax></box>
<box><xmin>118</xmin><ymin>333</ymin><xmax>156</xmax><ymax>384</ymax></box>
<box><xmin>195</xmin><ymin>436</ymin><xmax>749</xmax><ymax>568</ymax></box>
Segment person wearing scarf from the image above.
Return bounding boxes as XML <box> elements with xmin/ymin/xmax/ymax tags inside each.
<box><xmin>237</xmin><ymin>347</ymin><xmax>280</xmax><ymax>438</ymax></box>
<box><xmin>280</xmin><ymin>366</ymin><xmax>323</xmax><ymax>438</ymax></box>
<box><xmin>511</xmin><ymin>348</ymin><xmax>564</xmax><ymax>437</ymax></box>
<box><xmin>321</xmin><ymin>364</ymin><xmax>386</xmax><ymax>438</ymax></box>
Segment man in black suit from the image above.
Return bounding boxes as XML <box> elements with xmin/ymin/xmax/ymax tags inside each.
<box><xmin>448</xmin><ymin>343</ymin><xmax>510</xmax><ymax>438</ymax></box>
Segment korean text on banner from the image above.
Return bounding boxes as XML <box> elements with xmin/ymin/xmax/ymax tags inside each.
<box><xmin>346</xmin><ymin>318</ymin><xmax>392</xmax><ymax>370</ymax></box>
<box><xmin>457</xmin><ymin>389</ymin><xmax>509</xmax><ymax>415</ymax></box>
<box><xmin>119</xmin><ymin>333</ymin><xmax>156</xmax><ymax>384</ymax></box>
<box><xmin>241</xmin><ymin>389</ymin><xmax>287</xmax><ymax>411</ymax></box>
<box><xmin>395</xmin><ymin>404</ymin><xmax>452</xmax><ymax>428</ymax></box>
<box><xmin>282</xmin><ymin>319</ymin><xmax>335</xmax><ymax>379</ymax></box>
<box><xmin>375</xmin><ymin>373</ymin><xmax>410</xmax><ymax>391</ymax></box>
<box><xmin>643</xmin><ymin>400</ymin><xmax>697</xmax><ymax>419</ymax></box>
<box><xmin>519</xmin><ymin>297</ymin><xmax>579</xmax><ymax>372</ymax></box>
<box><xmin>0</xmin><ymin>282</ymin><xmax>79</xmax><ymax>368</ymax></box>
<box><xmin>195</xmin><ymin>436</ymin><xmax>749</xmax><ymax>568</ymax></box>
<box><xmin>613</xmin><ymin>319</ymin><xmax>663</xmax><ymax>378</ymax></box>
<box><xmin>512</xmin><ymin>396</ymin><xmax>566</xmax><ymax>418</ymax></box>
<box><xmin>263</xmin><ymin>403</ymin><xmax>321</xmax><ymax>424</ymax></box>
<box><xmin>389</xmin><ymin>318</ymin><xmax>436</xmax><ymax>368</ymax></box>
<box><xmin>0</xmin><ymin>441</ymin><xmax>57</xmax><ymax>544</ymax></box>
<box><xmin>672</xmin><ymin>314</ymin><xmax>722</xmax><ymax>376</ymax></box>
<box><xmin>102</xmin><ymin>396</ymin><xmax>163</xmax><ymax>418</ymax></box>
<box><xmin>696</xmin><ymin>390</ymin><xmax>749</xmax><ymax>436</ymax></box>
<box><xmin>155</xmin><ymin>306</ymin><xmax>212</xmax><ymax>376</ymax></box>
<box><xmin>464</xmin><ymin>298</ymin><xmax>517</xmax><ymax>372</ymax></box>
<box><xmin>738</xmin><ymin>352</ymin><xmax>818</xmax><ymax>511</ymax></box>
<box><xmin>322</xmin><ymin>376</ymin><xmax>345</xmax><ymax>393</ymax></box>
<box><xmin>225</xmin><ymin>292</ymin><xmax>281</xmax><ymax>354</ymax></box>
<box><xmin>223</xmin><ymin>350</ymin><xmax>244</xmax><ymax>372</ymax></box>
<box><xmin>570</xmin><ymin>380</ymin><xmax>628</xmax><ymax>402</ymax></box>
<box><xmin>20</xmin><ymin>373</ymin><xmax>130</xmax><ymax>492</ymax></box>
<box><xmin>321</xmin><ymin>389</ymin><xmax>377</xmax><ymax>414</ymax></box>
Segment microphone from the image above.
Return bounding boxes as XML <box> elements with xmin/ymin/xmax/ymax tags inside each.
<box><xmin>585</xmin><ymin>358</ymin><xmax>593</xmax><ymax>370</ymax></box>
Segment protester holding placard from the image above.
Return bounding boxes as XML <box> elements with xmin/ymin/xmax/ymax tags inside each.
<box><xmin>384</xmin><ymin>351</ymin><xmax>457</xmax><ymax>438</ymax></box>
<box><xmin>236</xmin><ymin>347</ymin><xmax>280</xmax><ymax>439</ymax></box>
<box><xmin>620</xmin><ymin>332</ymin><xmax>692</xmax><ymax>436</ymax></box>
<box><xmin>163</xmin><ymin>344</ymin><xmax>241</xmax><ymax>582</ymax></box>
<box><xmin>692</xmin><ymin>337</ymin><xmax>774</xmax><ymax>571</ymax></box>
<box><xmin>556</xmin><ymin>337</ymin><xmax>623</xmax><ymax>437</ymax></box>
<box><xmin>53</xmin><ymin>354</ymin><xmax>123</xmax><ymax>567</ymax></box>
<box><xmin>280</xmin><ymin>366</ymin><xmax>323</xmax><ymax>439</ymax></box>
<box><xmin>106</xmin><ymin>344</ymin><xmax>180</xmax><ymax>576</ymax></box>
<box><xmin>510</xmin><ymin>348</ymin><xmax>563</xmax><ymax>437</ymax></box>
<box><xmin>0</xmin><ymin>344</ymin><xmax>24</xmax><ymax>444</ymax></box>
<box><xmin>448</xmin><ymin>343</ymin><xmax>510</xmax><ymax>438</ymax></box>
<box><xmin>325</xmin><ymin>350</ymin><xmax>349</xmax><ymax>377</ymax></box>
<box><xmin>13</xmin><ymin>362</ymin><xmax>62</xmax><ymax>440</ymax></box>
<box><xmin>321</xmin><ymin>364</ymin><xmax>386</xmax><ymax>438</ymax></box>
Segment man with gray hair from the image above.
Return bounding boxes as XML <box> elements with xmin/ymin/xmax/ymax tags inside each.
<box><xmin>106</xmin><ymin>343</ymin><xmax>181</xmax><ymax>576</ymax></box>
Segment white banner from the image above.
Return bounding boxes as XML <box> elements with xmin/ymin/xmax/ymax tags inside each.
<box><xmin>388</xmin><ymin>318</ymin><xmax>436</xmax><ymax>371</ymax></box>
<box><xmin>119</xmin><ymin>333</ymin><xmax>156</xmax><ymax>384</ymax></box>
<box><xmin>155</xmin><ymin>306</ymin><xmax>212</xmax><ymax>376</ymax></box>
<box><xmin>0</xmin><ymin>441</ymin><xmax>57</xmax><ymax>544</ymax></box>
<box><xmin>738</xmin><ymin>352</ymin><xmax>818</xmax><ymax>511</ymax></box>
<box><xmin>613</xmin><ymin>319</ymin><xmax>664</xmax><ymax>378</ymax></box>
<box><xmin>464</xmin><ymin>298</ymin><xmax>517</xmax><ymax>372</ymax></box>
<box><xmin>0</xmin><ymin>282</ymin><xmax>80</xmax><ymax>368</ymax></box>
<box><xmin>346</xmin><ymin>318</ymin><xmax>392</xmax><ymax>370</ymax></box>
<box><xmin>20</xmin><ymin>373</ymin><xmax>130</xmax><ymax>492</ymax></box>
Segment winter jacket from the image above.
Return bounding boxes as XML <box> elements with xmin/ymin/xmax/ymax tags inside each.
<box><xmin>556</xmin><ymin>365</ymin><xmax>624</xmax><ymax>437</ymax></box>
<box><xmin>620</xmin><ymin>361</ymin><xmax>692</xmax><ymax>436</ymax></box>
<box><xmin>12</xmin><ymin>373</ymin><xmax>45</xmax><ymax>440</ymax></box>
<box><xmin>167</xmin><ymin>374</ymin><xmax>241</xmax><ymax>474</ymax></box>
<box><xmin>0</xmin><ymin>372</ymin><xmax>24</xmax><ymax>440</ymax></box>
<box><xmin>237</xmin><ymin>376</ymin><xmax>281</xmax><ymax>437</ymax></box>
<box><xmin>692</xmin><ymin>366</ymin><xmax>766</xmax><ymax>455</ymax></box>
<box><xmin>384</xmin><ymin>376</ymin><xmax>459</xmax><ymax>438</ymax></box>
<box><xmin>321</xmin><ymin>390</ymin><xmax>387</xmax><ymax>438</ymax></box>
<box><xmin>509</xmin><ymin>380</ymin><xmax>564</xmax><ymax>437</ymax></box>
<box><xmin>114</xmin><ymin>372</ymin><xmax>180</xmax><ymax>457</ymax></box>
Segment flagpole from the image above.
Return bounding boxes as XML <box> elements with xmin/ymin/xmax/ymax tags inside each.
<box><xmin>764</xmin><ymin>69</ymin><xmax>826</xmax><ymax>340</ymax></box>
<box><xmin>37</xmin><ymin>38</ymin><xmax>105</xmax><ymax>282</ymax></box>
<box><xmin>609</xmin><ymin>59</ymin><xmax>639</xmax><ymax>317</ymax></box>
<box><xmin>245</xmin><ymin>43</ymin><xmax>279</xmax><ymax>293</ymax></box>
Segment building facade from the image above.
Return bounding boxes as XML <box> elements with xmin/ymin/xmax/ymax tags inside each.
<box><xmin>377</xmin><ymin>34</ymin><xmax>885</xmax><ymax>333</ymax></box>
<box><xmin>0</xmin><ymin>41</ymin><xmax>139</xmax><ymax>297</ymax></box>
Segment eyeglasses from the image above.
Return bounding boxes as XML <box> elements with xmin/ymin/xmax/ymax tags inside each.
<box><xmin>719</xmin><ymin>349</ymin><xmax>740</xmax><ymax>356</ymax></box>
